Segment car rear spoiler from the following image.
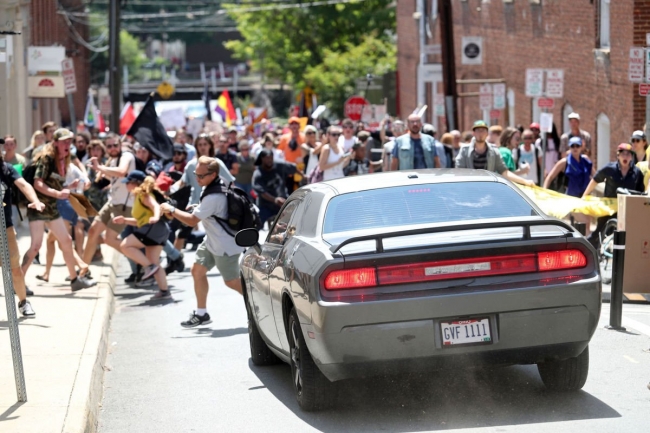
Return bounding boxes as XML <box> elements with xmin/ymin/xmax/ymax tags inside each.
<box><xmin>329</xmin><ymin>218</ymin><xmax>576</xmax><ymax>254</ymax></box>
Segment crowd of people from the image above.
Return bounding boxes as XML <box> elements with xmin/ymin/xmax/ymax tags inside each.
<box><xmin>2</xmin><ymin>109</ymin><xmax>647</xmax><ymax>324</ymax></box>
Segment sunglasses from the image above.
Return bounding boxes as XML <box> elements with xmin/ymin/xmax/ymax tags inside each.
<box><xmin>632</xmin><ymin>138</ymin><xmax>643</xmax><ymax>143</ymax></box>
<box><xmin>306</xmin><ymin>131</ymin><xmax>316</xmax><ymax>135</ymax></box>
<box><xmin>193</xmin><ymin>171</ymin><xmax>214</xmax><ymax>179</ymax></box>
<box><xmin>330</xmin><ymin>133</ymin><xmax>341</xmax><ymax>137</ymax></box>
<box><xmin>569</xmin><ymin>144</ymin><xmax>582</xmax><ymax>148</ymax></box>
<box><xmin>106</xmin><ymin>144</ymin><xmax>119</xmax><ymax>149</ymax></box>
<box><xmin>174</xmin><ymin>151</ymin><xmax>185</xmax><ymax>155</ymax></box>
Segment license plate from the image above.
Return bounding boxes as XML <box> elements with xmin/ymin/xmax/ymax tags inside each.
<box><xmin>440</xmin><ymin>318</ymin><xmax>492</xmax><ymax>346</ymax></box>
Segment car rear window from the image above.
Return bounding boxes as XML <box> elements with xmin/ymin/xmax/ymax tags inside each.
<box><xmin>323</xmin><ymin>182</ymin><xmax>536</xmax><ymax>234</ymax></box>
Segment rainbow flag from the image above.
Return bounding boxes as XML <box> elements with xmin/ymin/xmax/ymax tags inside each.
<box><xmin>215</xmin><ymin>89</ymin><xmax>236</xmax><ymax>126</ymax></box>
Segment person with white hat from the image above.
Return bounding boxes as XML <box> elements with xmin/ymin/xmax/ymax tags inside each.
<box><xmin>559</xmin><ymin>112</ymin><xmax>592</xmax><ymax>158</ymax></box>
<box><xmin>630</xmin><ymin>130</ymin><xmax>648</xmax><ymax>164</ymax></box>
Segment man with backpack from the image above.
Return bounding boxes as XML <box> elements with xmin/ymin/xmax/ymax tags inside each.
<box><xmin>160</xmin><ymin>156</ymin><xmax>247</xmax><ymax>328</ymax></box>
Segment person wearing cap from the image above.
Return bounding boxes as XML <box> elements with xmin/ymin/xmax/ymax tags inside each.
<box><xmin>252</xmin><ymin>149</ymin><xmax>298</xmax><ymax>226</ymax></box>
<box><xmin>390</xmin><ymin>114</ymin><xmax>440</xmax><ymax>171</ymax></box>
<box><xmin>583</xmin><ymin>143</ymin><xmax>644</xmax><ymax>248</ymax></box>
<box><xmin>560</xmin><ymin>112</ymin><xmax>592</xmax><ymax>158</ymax></box>
<box><xmin>21</xmin><ymin>128</ymin><xmax>96</xmax><ymax>293</ymax></box>
<box><xmin>529</xmin><ymin>123</ymin><xmax>541</xmax><ymax>143</ymax></box>
<box><xmin>277</xmin><ymin>116</ymin><xmax>305</xmax><ymax>164</ymax></box>
<box><xmin>630</xmin><ymin>130</ymin><xmax>648</xmax><ymax>164</ymax></box>
<box><xmin>113</xmin><ymin>170</ymin><xmax>171</xmax><ymax>300</ymax></box>
<box><xmin>456</xmin><ymin>121</ymin><xmax>535</xmax><ymax>187</ymax></box>
<box><xmin>544</xmin><ymin>136</ymin><xmax>594</xmax><ymax>197</ymax></box>
<box><xmin>83</xmin><ymin>133</ymin><xmax>137</xmax><ymax>275</ymax></box>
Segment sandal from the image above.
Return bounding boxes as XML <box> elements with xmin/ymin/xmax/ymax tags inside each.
<box><xmin>35</xmin><ymin>275</ymin><xmax>49</xmax><ymax>282</ymax></box>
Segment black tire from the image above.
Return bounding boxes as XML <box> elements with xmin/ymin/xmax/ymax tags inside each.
<box><xmin>246</xmin><ymin>295</ymin><xmax>280</xmax><ymax>366</ymax></box>
<box><xmin>288</xmin><ymin>307</ymin><xmax>336</xmax><ymax>411</ymax></box>
<box><xmin>537</xmin><ymin>345</ymin><xmax>589</xmax><ymax>391</ymax></box>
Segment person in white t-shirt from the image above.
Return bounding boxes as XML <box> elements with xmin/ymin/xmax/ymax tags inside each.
<box><xmin>338</xmin><ymin>118</ymin><xmax>358</xmax><ymax>152</ymax></box>
<box><xmin>161</xmin><ymin>156</ymin><xmax>244</xmax><ymax>328</ymax></box>
<box><xmin>82</xmin><ymin>134</ymin><xmax>137</xmax><ymax>268</ymax></box>
<box><xmin>513</xmin><ymin>129</ymin><xmax>544</xmax><ymax>185</ymax></box>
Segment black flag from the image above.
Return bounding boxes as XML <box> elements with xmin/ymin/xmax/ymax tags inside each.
<box><xmin>126</xmin><ymin>95</ymin><xmax>174</xmax><ymax>161</ymax></box>
<box><xmin>202</xmin><ymin>83</ymin><xmax>213</xmax><ymax>121</ymax></box>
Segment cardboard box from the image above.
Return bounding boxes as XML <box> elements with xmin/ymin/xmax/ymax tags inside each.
<box><xmin>617</xmin><ymin>195</ymin><xmax>650</xmax><ymax>293</ymax></box>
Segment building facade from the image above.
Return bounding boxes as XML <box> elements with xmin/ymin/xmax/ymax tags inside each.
<box><xmin>397</xmin><ymin>0</ymin><xmax>650</xmax><ymax>168</ymax></box>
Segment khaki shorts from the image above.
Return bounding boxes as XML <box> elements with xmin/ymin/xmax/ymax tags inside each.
<box><xmin>0</xmin><ymin>227</ymin><xmax>22</xmax><ymax>270</ymax></box>
<box><xmin>98</xmin><ymin>202</ymin><xmax>132</xmax><ymax>233</ymax></box>
<box><xmin>194</xmin><ymin>240</ymin><xmax>241</xmax><ymax>282</ymax></box>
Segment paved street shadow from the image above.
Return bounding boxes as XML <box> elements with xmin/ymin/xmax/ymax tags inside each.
<box><xmin>172</xmin><ymin>327</ymin><xmax>247</xmax><ymax>339</ymax></box>
<box><xmin>0</xmin><ymin>402</ymin><xmax>24</xmax><ymax>422</ymax></box>
<box><xmin>0</xmin><ymin>318</ymin><xmax>50</xmax><ymax>330</ymax></box>
<box><xmin>249</xmin><ymin>360</ymin><xmax>620</xmax><ymax>432</ymax></box>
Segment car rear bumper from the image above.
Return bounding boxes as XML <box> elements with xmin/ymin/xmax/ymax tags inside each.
<box><xmin>305</xmin><ymin>278</ymin><xmax>600</xmax><ymax>382</ymax></box>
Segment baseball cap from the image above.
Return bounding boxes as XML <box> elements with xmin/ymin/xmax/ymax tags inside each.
<box><xmin>145</xmin><ymin>160</ymin><xmax>163</xmax><ymax>178</ymax></box>
<box><xmin>530</xmin><ymin>122</ymin><xmax>541</xmax><ymax>130</ymax></box>
<box><xmin>617</xmin><ymin>143</ymin><xmax>633</xmax><ymax>152</ymax></box>
<box><xmin>227</xmin><ymin>126</ymin><xmax>238</xmax><ymax>134</ymax></box>
<box><xmin>53</xmin><ymin>128</ymin><xmax>74</xmax><ymax>141</ymax></box>
<box><xmin>422</xmin><ymin>123</ymin><xmax>436</xmax><ymax>135</ymax></box>
<box><xmin>472</xmin><ymin>120</ymin><xmax>489</xmax><ymax>130</ymax></box>
<box><xmin>568</xmin><ymin>136</ymin><xmax>582</xmax><ymax>147</ymax></box>
<box><xmin>173</xmin><ymin>144</ymin><xmax>187</xmax><ymax>154</ymax></box>
<box><xmin>568</xmin><ymin>112</ymin><xmax>580</xmax><ymax>120</ymax></box>
<box><xmin>631</xmin><ymin>130</ymin><xmax>646</xmax><ymax>140</ymax></box>
<box><xmin>122</xmin><ymin>170</ymin><xmax>147</xmax><ymax>183</ymax></box>
<box><xmin>288</xmin><ymin>116</ymin><xmax>301</xmax><ymax>124</ymax></box>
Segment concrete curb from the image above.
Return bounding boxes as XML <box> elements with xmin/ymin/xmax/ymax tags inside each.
<box><xmin>61</xmin><ymin>249</ymin><xmax>118</xmax><ymax>433</ymax></box>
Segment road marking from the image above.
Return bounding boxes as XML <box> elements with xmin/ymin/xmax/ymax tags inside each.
<box><xmin>623</xmin><ymin>355</ymin><xmax>640</xmax><ymax>364</ymax></box>
<box><xmin>623</xmin><ymin>316</ymin><xmax>650</xmax><ymax>337</ymax></box>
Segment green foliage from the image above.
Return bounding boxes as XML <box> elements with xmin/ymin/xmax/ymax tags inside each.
<box><xmin>225</xmin><ymin>1</ymin><xmax>396</xmax><ymax>115</ymax></box>
<box><xmin>304</xmin><ymin>35</ymin><xmax>396</xmax><ymax>116</ymax></box>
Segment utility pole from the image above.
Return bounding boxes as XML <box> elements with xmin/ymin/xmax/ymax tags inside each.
<box><xmin>109</xmin><ymin>0</ymin><xmax>121</xmax><ymax>131</ymax></box>
<box><xmin>438</xmin><ymin>0</ymin><xmax>458</xmax><ymax>131</ymax></box>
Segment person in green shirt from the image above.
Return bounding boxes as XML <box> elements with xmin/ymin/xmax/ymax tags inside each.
<box><xmin>498</xmin><ymin>127</ymin><xmax>519</xmax><ymax>172</ymax></box>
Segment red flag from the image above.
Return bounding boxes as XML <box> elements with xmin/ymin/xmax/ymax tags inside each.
<box><xmin>119</xmin><ymin>102</ymin><xmax>136</xmax><ymax>135</ymax></box>
<box><xmin>96</xmin><ymin>109</ymin><xmax>106</xmax><ymax>132</ymax></box>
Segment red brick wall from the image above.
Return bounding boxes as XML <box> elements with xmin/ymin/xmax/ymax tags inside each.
<box><xmin>30</xmin><ymin>0</ymin><xmax>90</xmax><ymax>127</ymax></box>
<box><xmin>397</xmin><ymin>0</ymin><xmax>641</xmax><ymax>165</ymax></box>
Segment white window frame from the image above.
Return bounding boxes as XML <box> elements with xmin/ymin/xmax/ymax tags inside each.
<box><xmin>599</xmin><ymin>0</ymin><xmax>611</xmax><ymax>49</ymax></box>
<box><xmin>597</xmin><ymin>113</ymin><xmax>611</xmax><ymax>170</ymax></box>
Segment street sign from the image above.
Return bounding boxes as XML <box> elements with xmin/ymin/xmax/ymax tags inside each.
<box><xmin>61</xmin><ymin>58</ymin><xmax>77</xmax><ymax>94</ymax></box>
<box><xmin>434</xmin><ymin>94</ymin><xmax>445</xmax><ymax>116</ymax></box>
<box><xmin>492</xmin><ymin>83</ymin><xmax>506</xmax><ymax>110</ymax></box>
<box><xmin>645</xmin><ymin>49</ymin><xmax>650</xmax><ymax>84</ymax></box>
<box><xmin>537</xmin><ymin>97</ymin><xmax>555</xmax><ymax>108</ymax></box>
<box><xmin>479</xmin><ymin>84</ymin><xmax>492</xmax><ymax>110</ymax></box>
<box><xmin>489</xmin><ymin>109</ymin><xmax>501</xmax><ymax>119</ymax></box>
<box><xmin>344</xmin><ymin>95</ymin><xmax>369</xmax><ymax>121</ymax></box>
<box><xmin>461</xmin><ymin>36</ymin><xmax>483</xmax><ymax>65</ymax></box>
<box><xmin>639</xmin><ymin>83</ymin><xmax>650</xmax><ymax>97</ymax></box>
<box><xmin>156</xmin><ymin>81</ymin><xmax>175</xmax><ymax>99</ymax></box>
<box><xmin>545</xmin><ymin>69</ymin><xmax>564</xmax><ymax>98</ymax></box>
<box><xmin>98</xmin><ymin>87</ymin><xmax>111</xmax><ymax>116</ymax></box>
<box><xmin>525</xmin><ymin>69</ymin><xmax>544</xmax><ymax>97</ymax></box>
<box><xmin>423</xmin><ymin>44</ymin><xmax>441</xmax><ymax>55</ymax></box>
<box><xmin>629</xmin><ymin>48</ymin><xmax>645</xmax><ymax>83</ymax></box>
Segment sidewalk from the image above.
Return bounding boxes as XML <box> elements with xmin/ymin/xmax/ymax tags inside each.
<box><xmin>0</xmin><ymin>224</ymin><xmax>117</xmax><ymax>433</ymax></box>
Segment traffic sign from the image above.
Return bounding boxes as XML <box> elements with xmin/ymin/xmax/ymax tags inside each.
<box><xmin>645</xmin><ymin>49</ymin><xmax>650</xmax><ymax>84</ymax></box>
<box><xmin>98</xmin><ymin>87</ymin><xmax>111</xmax><ymax>116</ymax></box>
<box><xmin>479</xmin><ymin>84</ymin><xmax>492</xmax><ymax>110</ymax></box>
<box><xmin>156</xmin><ymin>81</ymin><xmax>175</xmax><ymax>99</ymax></box>
<box><xmin>639</xmin><ymin>83</ymin><xmax>650</xmax><ymax>97</ymax></box>
<box><xmin>545</xmin><ymin>69</ymin><xmax>564</xmax><ymax>98</ymax></box>
<box><xmin>489</xmin><ymin>109</ymin><xmax>501</xmax><ymax>119</ymax></box>
<box><xmin>344</xmin><ymin>95</ymin><xmax>369</xmax><ymax>121</ymax></box>
<box><xmin>537</xmin><ymin>97</ymin><xmax>555</xmax><ymax>108</ymax></box>
<box><xmin>61</xmin><ymin>58</ymin><xmax>77</xmax><ymax>94</ymax></box>
<box><xmin>492</xmin><ymin>83</ymin><xmax>506</xmax><ymax>110</ymax></box>
<box><xmin>423</xmin><ymin>44</ymin><xmax>441</xmax><ymax>55</ymax></box>
<box><xmin>525</xmin><ymin>69</ymin><xmax>544</xmax><ymax>97</ymax></box>
<box><xmin>629</xmin><ymin>48</ymin><xmax>645</xmax><ymax>82</ymax></box>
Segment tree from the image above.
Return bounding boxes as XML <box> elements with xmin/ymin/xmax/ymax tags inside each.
<box><xmin>225</xmin><ymin>1</ymin><xmax>396</xmax><ymax>114</ymax></box>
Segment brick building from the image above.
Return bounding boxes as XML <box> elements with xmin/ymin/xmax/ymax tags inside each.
<box><xmin>397</xmin><ymin>0</ymin><xmax>650</xmax><ymax>168</ymax></box>
<box><xmin>0</xmin><ymin>0</ymin><xmax>90</xmax><ymax>150</ymax></box>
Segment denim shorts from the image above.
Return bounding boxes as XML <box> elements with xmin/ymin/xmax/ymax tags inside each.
<box><xmin>57</xmin><ymin>199</ymin><xmax>78</xmax><ymax>226</ymax></box>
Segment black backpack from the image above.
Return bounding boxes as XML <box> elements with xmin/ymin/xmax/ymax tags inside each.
<box><xmin>9</xmin><ymin>161</ymin><xmax>40</xmax><ymax>221</ymax></box>
<box><xmin>200</xmin><ymin>179</ymin><xmax>262</xmax><ymax>236</ymax></box>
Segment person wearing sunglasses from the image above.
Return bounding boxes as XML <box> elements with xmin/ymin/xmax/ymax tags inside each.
<box><xmin>630</xmin><ymin>130</ymin><xmax>648</xmax><ymax>164</ymax></box>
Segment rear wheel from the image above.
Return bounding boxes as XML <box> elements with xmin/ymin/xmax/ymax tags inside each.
<box><xmin>288</xmin><ymin>307</ymin><xmax>336</xmax><ymax>411</ymax></box>
<box><xmin>537</xmin><ymin>345</ymin><xmax>589</xmax><ymax>391</ymax></box>
<box><xmin>245</xmin><ymin>292</ymin><xmax>279</xmax><ymax>366</ymax></box>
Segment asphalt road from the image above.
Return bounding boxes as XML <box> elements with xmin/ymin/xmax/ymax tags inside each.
<box><xmin>98</xmin><ymin>250</ymin><xmax>650</xmax><ymax>433</ymax></box>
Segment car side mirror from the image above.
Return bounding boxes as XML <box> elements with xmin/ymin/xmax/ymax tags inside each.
<box><xmin>235</xmin><ymin>228</ymin><xmax>261</xmax><ymax>253</ymax></box>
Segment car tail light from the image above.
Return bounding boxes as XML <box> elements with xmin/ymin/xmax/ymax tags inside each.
<box><xmin>323</xmin><ymin>249</ymin><xmax>588</xmax><ymax>290</ymax></box>
<box><xmin>324</xmin><ymin>268</ymin><xmax>376</xmax><ymax>290</ymax></box>
<box><xmin>537</xmin><ymin>250</ymin><xmax>587</xmax><ymax>271</ymax></box>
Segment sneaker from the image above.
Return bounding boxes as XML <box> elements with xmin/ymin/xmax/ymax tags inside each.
<box><xmin>19</xmin><ymin>300</ymin><xmax>35</xmax><ymax>317</ymax></box>
<box><xmin>125</xmin><ymin>273</ymin><xmax>138</xmax><ymax>284</ymax></box>
<box><xmin>135</xmin><ymin>277</ymin><xmax>156</xmax><ymax>288</ymax></box>
<box><xmin>165</xmin><ymin>255</ymin><xmax>185</xmax><ymax>275</ymax></box>
<box><xmin>181</xmin><ymin>311</ymin><xmax>212</xmax><ymax>328</ymax></box>
<box><xmin>150</xmin><ymin>290</ymin><xmax>172</xmax><ymax>301</ymax></box>
<box><xmin>26</xmin><ymin>287</ymin><xmax>34</xmax><ymax>296</ymax></box>
<box><xmin>142</xmin><ymin>264</ymin><xmax>160</xmax><ymax>281</ymax></box>
<box><xmin>71</xmin><ymin>277</ymin><xmax>96</xmax><ymax>292</ymax></box>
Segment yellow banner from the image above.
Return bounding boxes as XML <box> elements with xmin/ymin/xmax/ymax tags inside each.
<box><xmin>516</xmin><ymin>185</ymin><xmax>618</xmax><ymax>218</ymax></box>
